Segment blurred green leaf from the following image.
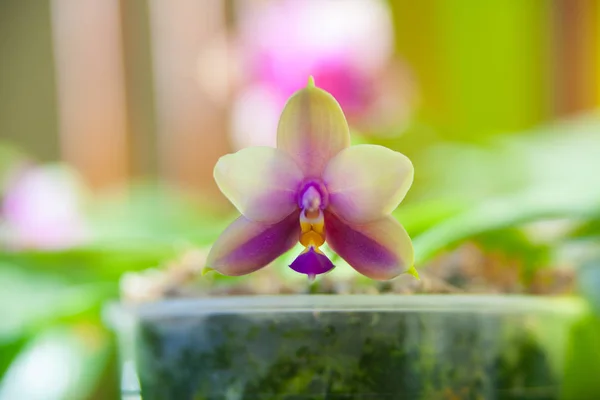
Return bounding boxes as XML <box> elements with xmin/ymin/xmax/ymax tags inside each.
<box><xmin>413</xmin><ymin>189</ymin><xmax>600</xmax><ymax>265</ymax></box>
<box><xmin>568</xmin><ymin>218</ymin><xmax>600</xmax><ymax>240</ymax></box>
<box><xmin>561</xmin><ymin>314</ymin><xmax>600</xmax><ymax>399</ymax></box>
<box><xmin>0</xmin><ymin>244</ymin><xmax>179</xmax><ymax>282</ymax></box>
<box><xmin>88</xmin><ymin>183</ymin><xmax>229</xmax><ymax>247</ymax></box>
<box><xmin>414</xmin><ymin>114</ymin><xmax>600</xmax><ymax>204</ymax></box>
<box><xmin>0</xmin><ymin>262</ymin><xmax>118</xmax><ymax>398</ymax></box>
<box><xmin>0</xmin><ymin>325</ymin><xmax>113</xmax><ymax>400</ymax></box>
<box><xmin>394</xmin><ymin>198</ymin><xmax>466</xmax><ymax>237</ymax></box>
<box><xmin>0</xmin><ymin>264</ymin><xmax>113</xmax><ymax>344</ymax></box>
<box><xmin>0</xmin><ymin>337</ymin><xmax>28</xmax><ymax>383</ymax></box>
<box><xmin>410</xmin><ymin>114</ymin><xmax>600</xmax><ymax>265</ymax></box>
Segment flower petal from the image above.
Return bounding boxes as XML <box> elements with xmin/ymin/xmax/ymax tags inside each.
<box><xmin>289</xmin><ymin>247</ymin><xmax>335</xmax><ymax>278</ymax></box>
<box><xmin>214</xmin><ymin>147</ymin><xmax>303</xmax><ymax>223</ymax></box>
<box><xmin>324</xmin><ymin>211</ymin><xmax>413</xmax><ymax>280</ymax></box>
<box><xmin>277</xmin><ymin>78</ymin><xmax>350</xmax><ymax>177</ymax></box>
<box><xmin>323</xmin><ymin>144</ymin><xmax>413</xmax><ymax>223</ymax></box>
<box><xmin>207</xmin><ymin>211</ymin><xmax>300</xmax><ymax>276</ymax></box>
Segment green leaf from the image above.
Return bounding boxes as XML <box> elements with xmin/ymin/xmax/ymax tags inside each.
<box><xmin>402</xmin><ymin>114</ymin><xmax>600</xmax><ymax>266</ymax></box>
<box><xmin>0</xmin><ymin>337</ymin><xmax>28</xmax><ymax>382</ymax></box>
<box><xmin>568</xmin><ymin>218</ymin><xmax>600</xmax><ymax>240</ymax></box>
<box><xmin>0</xmin><ymin>244</ymin><xmax>178</xmax><ymax>282</ymax></box>
<box><xmin>88</xmin><ymin>182</ymin><xmax>230</xmax><ymax>247</ymax></box>
<box><xmin>413</xmin><ymin>187</ymin><xmax>600</xmax><ymax>265</ymax></box>
<box><xmin>0</xmin><ymin>265</ymin><xmax>113</xmax><ymax>344</ymax></box>
<box><xmin>561</xmin><ymin>314</ymin><xmax>600</xmax><ymax>399</ymax></box>
<box><xmin>0</xmin><ymin>326</ymin><xmax>113</xmax><ymax>400</ymax></box>
<box><xmin>393</xmin><ymin>198</ymin><xmax>467</xmax><ymax>237</ymax></box>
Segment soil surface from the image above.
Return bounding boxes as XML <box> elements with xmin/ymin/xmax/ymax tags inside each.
<box><xmin>120</xmin><ymin>243</ymin><xmax>575</xmax><ymax>304</ymax></box>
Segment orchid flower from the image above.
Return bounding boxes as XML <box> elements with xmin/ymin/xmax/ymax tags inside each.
<box><xmin>1</xmin><ymin>165</ymin><xmax>88</xmax><ymax>250</ymax></box>
<box><xmin>207</xmin><ymin>78</ymin><xmax>414</xmax><ymax>280</ymax></box>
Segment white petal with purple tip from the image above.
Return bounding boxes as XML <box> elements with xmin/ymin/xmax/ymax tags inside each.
<box><xmin>214</xmin><ymin>147</ymin><xmax>303</xmax><ymax>223</ymax></box>
<box><xmin>277</xmin><ymin>79</ymin><xmax>350</xmax><ymax>178</ymax></box>
<box><xmin>323</xmin><ymin>144</ymin><xmax>413</xmax><ymax>224</ymax></box>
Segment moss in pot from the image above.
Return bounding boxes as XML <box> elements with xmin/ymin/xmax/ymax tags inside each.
<box><xmin>107</xmin><ymin>79</ymin><xmax>594</xmax><ymax>399</ymax></box>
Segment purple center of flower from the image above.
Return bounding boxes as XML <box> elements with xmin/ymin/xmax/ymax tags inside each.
<box><xmin>297</xmin><ymin>180</ymin><xmax>328</xmax><ymax>211</ymax></box>
<box><xmin>290</xmin><ymin>179</ymin><xmax>335</xmax><ymax>280</ymax></box>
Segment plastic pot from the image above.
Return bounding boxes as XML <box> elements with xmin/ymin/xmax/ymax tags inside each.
<box><xmin>107</xmin><ymin>294</ymin><xmax>588</xmax><ymax>399</ymax></box>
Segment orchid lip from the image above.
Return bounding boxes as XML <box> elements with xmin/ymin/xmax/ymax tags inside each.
<box><xmin>289</xmin><ymin>246</ymin><xmax>335</xmax><ymax>279</ymax></box>
<box><xmin>297</xmin><ymin>179</ymin><xmax>329</xmax><ymax>210</ymax></box>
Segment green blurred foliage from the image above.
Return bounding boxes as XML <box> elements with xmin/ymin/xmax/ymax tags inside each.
<box><xmin>562</xmin><ymin>314</ymin><xmax>600</xmax><ymax>399</ymax></box>
<box><xmin>0</xmin><ymin>166</ymin><xmax>232</xmax><ymax>397</ymax></box>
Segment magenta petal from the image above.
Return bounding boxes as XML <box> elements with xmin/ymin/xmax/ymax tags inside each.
<box><xmin>324</xmin><ymin>211</ymin><xmax>413</xmax><ymax>280</ymax></box>
<box><xmin>207</xmin><ymin>211</ymin><xmax>300</xmax><ymax>276</ymax></box>
<box><xmin>289</xmin><ymin>247</ymin><xmax>335</xmax><ymax>277</ymax></box>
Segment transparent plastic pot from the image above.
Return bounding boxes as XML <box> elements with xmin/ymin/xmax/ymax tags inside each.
<box><xmin>106</xmin><ymin>295</ymin><xmax>588</xmax><ymax>399</ymax></box>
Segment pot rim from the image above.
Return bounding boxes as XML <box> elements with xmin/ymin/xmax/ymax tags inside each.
<box><xmin>106</xmin><ymin>294</ymin><xmax>584</xmax><ymax>323</ymax></box>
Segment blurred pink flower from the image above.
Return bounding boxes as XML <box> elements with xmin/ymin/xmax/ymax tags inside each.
<box><xmin>241</xmin><ymin>0</ymin><xmax>392</xmax><ymax>106</ymax></box>
<box><xmin>230</xmin><ymin>0</ymin><xmax>416</xmax><ymax>149</ymax></box>
<box><xmin>1</xmin><ymin>165</ymin><xmax>88</xmax><ymax>250</ymax></box>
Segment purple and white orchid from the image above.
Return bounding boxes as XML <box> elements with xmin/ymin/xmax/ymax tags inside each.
<box><xmin>207</xmin><ymin>78</ymin><xmax>414</xmax><ymax>280</ymax></box>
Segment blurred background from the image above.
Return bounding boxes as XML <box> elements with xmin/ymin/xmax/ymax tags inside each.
<box><xmin>1</xmin><ymin>0</ymin><xmax>600</xmax><ymax>398</ymax></box>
